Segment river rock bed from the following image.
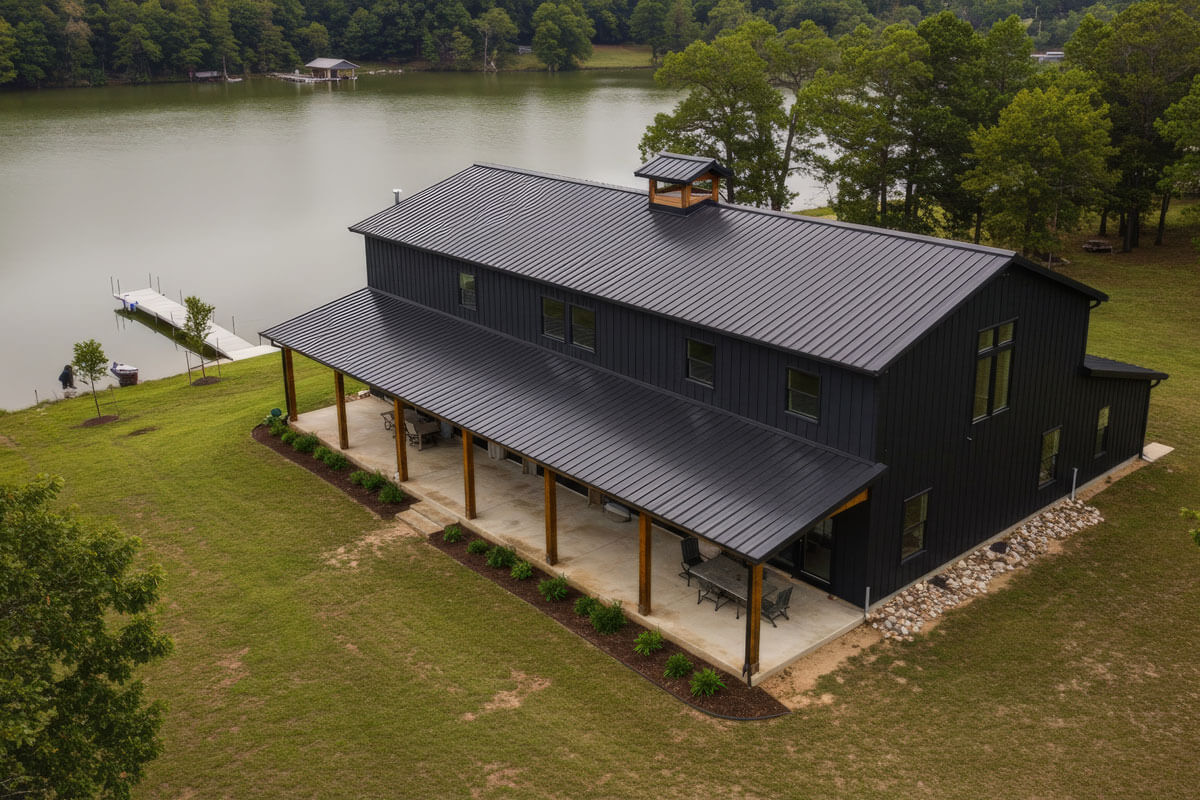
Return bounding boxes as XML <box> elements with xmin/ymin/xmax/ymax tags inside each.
<box><xmin>868</xmin><ymin>499</ymin><xmax>1104</xmax><ymax>641</ymax></box>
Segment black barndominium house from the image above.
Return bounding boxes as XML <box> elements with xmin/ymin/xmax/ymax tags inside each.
<box><xmin>263</xmin><ymin>154</ymin><xmax>1166</xmax><ymax>681</ymax></box>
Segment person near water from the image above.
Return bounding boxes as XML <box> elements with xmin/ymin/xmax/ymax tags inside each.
<box><xmin>58</xmin><ymin>364</ymin><xmax>75</xmax><ymax>390</ymax></box>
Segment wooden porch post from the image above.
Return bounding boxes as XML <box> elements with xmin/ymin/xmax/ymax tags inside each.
<box><xmin>744</xmin><ymin>563</ymin><xmax>763</xmax><ymax>685</ymax></box>
<box><xmin>333</xmin><ymin>371</ymin><xmax>348</xmax><ymax>450</ymax></box>
<box><xmin>638</xmin><ymin>512</ymin><xmax>652</xmax><ymax>615</ymax></box>
<box><xmin>543</xmin><ymin>468</ymin><xmax>558</xmax><ymax>566</ymax></box>
<box><xmin>282</xmin><ymin>347</ymin><xmax>298</xmax><ymax>421</ymax></box>
<box><xmin>394</xmin><ymin>398</ymin><xmax>408</xmax><ymax>482</ymax></box>
<box><xmin>461</xmin><ymin>428</ymin><xmax>476</xmax><ymax>520</ymax></box>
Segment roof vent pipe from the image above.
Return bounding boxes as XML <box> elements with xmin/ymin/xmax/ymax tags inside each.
<box><xmin>393</xmin><ymin>188</ymin><xmax>402</xmax><ymax>205</ymax></box>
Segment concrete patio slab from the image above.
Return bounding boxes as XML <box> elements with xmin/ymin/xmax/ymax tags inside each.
<box><xmin>289</xmin><ymin>394</ymin><xmax>864</xmax><ymax>683</ymax></box>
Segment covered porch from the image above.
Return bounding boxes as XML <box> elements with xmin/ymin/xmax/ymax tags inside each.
<box><xmin>289</xmin><ymin>393</ymin><xmax>865</xmax><ymax>683</ymax></box>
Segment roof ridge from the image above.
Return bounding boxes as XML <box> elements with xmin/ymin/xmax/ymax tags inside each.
<box><xmin>469</xmin><ymin>162</ymin><xmax>1016</xmax><ymax>257</ymax></box>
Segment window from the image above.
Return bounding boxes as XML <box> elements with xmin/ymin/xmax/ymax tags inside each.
<box><xmin>1094</xmin><ymin>406</ymin><xmax>1110</xmax><ymax>457</ymax></box>
<box><xmin>973</xmin><ymin>321</ymin><xmax>1015</xmax><ymax>421</ymax></box>
<box><xmin>901</xmin><ymin>491</ymin><xmax>929</xmax><ymax>560</ymax></box>
<box><xmin>786</xmin><ymin>369</ymin><xmax>820</xmax><ymax>421</ymax></box>
<box><xmin>1039</xmin><ymin>427</ymin><xmax>1061</xmax><ymax>487</ymax></box>
<box><xmin>541</xmin><ymin>297</ymin><xmax>565</xmax><ymax>341</ymax></box>
<box><xmin>686</xmin><ymin>339</ymin><xmax>714</xmax><ymax>387</ymax></box>
<box><xmin>458</xmin><ymin>272</ymin><xmax>477</xmax><ymax>310</ymax></box>
<box><xmin>570</xmin><ymin>306</ymin><xmax>595</xmax><ymax>351</ymax></box>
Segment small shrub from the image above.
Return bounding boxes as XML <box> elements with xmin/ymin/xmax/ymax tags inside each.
<box><xmin>379</xmin><ymin>483</ymin><xmax>405</xmax><ymax>504</ymax></box>
<box><xmin>574</xmin><ymin>595</ymin><xmax>599</xmax><ymax>617</ymax></box>
<box><xmin>466</xmin><ymin>539</ymin><xmax>489</xmax><ymax>555</ymax></box>
<box><xmin>280</xmin><ymin>430</ymin><xmax>297</xmax><ymax>445</ymax></box>
<box><xmin>292</xmin><ymin>434</ymin><xmax>319</xmax><ymax>454</ymax></box>
<box><xmin>485</xmin><ymin>545</ymin><xmax>517</xmax><ymax>568</ymax></box>
<box><xmin>443</xmin><ymin>524</ymin><xmax>463</xmax><ymax>543</ymax></box>
<box><xmin>323</xmin><ymin>451</ymin><xmax>349</xmax><ymax>471</ymax></box>
<box><xmin>589</xmin><ymin>601</ymin><xmax>627</xmax><ymax>635</ymax></box>
<box><xmin>510</xmin><ymin>560</ymin><xmax>533</xmax><ymax>580</ymax></box>
<box><xmin>361</xmin><ymin>471</ymin><xmax>388</xmax><ymax>492</ymax></box>
<box><xmin>538</xmin><ymin>575</ymin><xmax>569</xmax><ymax>602</ymax></box>
<box><xmin>349</xmin><ymin>470</ymin><xmax>369</xmax><ymax>486</ymax></box>
<box><xmin>689</xmin><ymin>668</ymin><xmax>725</xmax><ymax>697</ymax></box>
<box><xmin>633</xmin><ymin>629</ymin><xmax>665</xmax><ymax>656</ymax></box>
<box><xmin>664</xmin><ymin>653</ymin><xmax>693</xmax><ymax>679</ymax></box>
<box><xmin>268</xmin><ymin>418</ymin><xmax>288</xmax><ymax>437</ymax></box>
<box><xmin>313</xmin><ymin>445</ymin><xmax>332</xmax><ymax>462</ymax></box>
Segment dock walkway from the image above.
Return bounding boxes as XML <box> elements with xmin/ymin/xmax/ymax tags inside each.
<box><xmin>114</xmin><ymin>288</ymin><xmax>276</xmax><ymax>361</ymax></box>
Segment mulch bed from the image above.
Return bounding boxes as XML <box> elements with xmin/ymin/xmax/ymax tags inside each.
<box><xmin>430</xmin><ymin>528</ymin><xmax>790</xmax><ymax>720</ymax></box>
<box><xmin>252</xmin><ymin>423</ymin><xmax>786</xmax><ymax>719</ymax></box>
<box><xmin>251</xmin><ymin>425</ymin><xmax>414</xmax><ymax>520</ymax></box>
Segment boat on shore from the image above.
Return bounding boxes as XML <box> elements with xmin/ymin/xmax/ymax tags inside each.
<box><xmin>110</xmin><ymin>362</ymin><xmax>138</xmax><ymax>386</ymax></box>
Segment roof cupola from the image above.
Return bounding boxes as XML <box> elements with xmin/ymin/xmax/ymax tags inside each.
<box><xmin>634</xmin><ymin>152</ymin><xmax>733</xmax><ymax>215</ymax></box>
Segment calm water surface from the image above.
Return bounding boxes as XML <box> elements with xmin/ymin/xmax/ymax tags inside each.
<box><xmin>0</xmin><ymin>71</ymin><xmax>826</xmax><ymax>410</ymax></box>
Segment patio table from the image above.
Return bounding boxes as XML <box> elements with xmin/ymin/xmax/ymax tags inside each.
<box><xmin>690</xmin><ymin>554</ymin><xmax>781</xmax><ymax>614</ymax></box>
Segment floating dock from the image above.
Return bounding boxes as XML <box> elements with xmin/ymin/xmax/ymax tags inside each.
<box><xmin>270</xmin><ymin>72</ymin><xmax>355</xmax><ymax>83</ymax></box>
<box><xmin>114</xmin><ymin>288</ymin><xmax>277</xmax><ymax>361</ymax></box>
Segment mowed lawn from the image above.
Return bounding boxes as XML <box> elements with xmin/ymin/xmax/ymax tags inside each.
<box><xmin>1</xmin><ymin>226</ymin><xmax>1198</xmax><ymax>798</ymax></box>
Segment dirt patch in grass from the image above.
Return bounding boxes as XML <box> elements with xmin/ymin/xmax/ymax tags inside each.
<box><xmin>191</xmin><ymin>376</ymin><xmax>221</xmax><ymax>386</ymax></box>
<box><xmin>252</xmin><ymin>425</ymin><xmax>414</xmax><ymax>520</ymax></box>
<box><xmin>431</xmin><ymin>528</ymin><xmax>789</xmax><ymax>721</ymax></box>
<box><xmin>127</xmin><ymin>426</ymin><xmax>158</xmax><ymax>436</ymax></box>
<box><xmin>760</xmin><ymin>625</ymin><xmax>881</xmax><ymax>709</ymax></box>
<box><xmin>79</xmin><ymin>415</ymin><xmax>119</xmax><ymax>427</ymax></box>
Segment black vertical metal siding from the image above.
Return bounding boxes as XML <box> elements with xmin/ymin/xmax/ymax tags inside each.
<box><xmin>858</xmin><ymin>267</ymin><xmax>1150</xmax><ymax>604</ymax></box>
<box><xmin>366</xmin><ymin>237</ymin><xmax>877</xmax><ymax>459</ymax></box>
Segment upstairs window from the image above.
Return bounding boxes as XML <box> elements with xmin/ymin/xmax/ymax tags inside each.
<box><xmin>570</xmin><ymin>306</ymin><xmax>595</xmax><ymax>352</ymax></box>
<box><xmin>458</xmin><ymin>272</ymin><xmax>477</xmax><ymax>310</ymax></box>
<box><xmin>901</xmin><ymin>491</ymin><xmax>929</xmax><ymax>560</ymax></box>
<box><xmin>973</xmin><ymin>321</ymin><xmax>1015</xmax><ymax>421</ymax></box>
<box><xmin>1039</xmin><ymin>427</ymin><xmax>1061</xmax><ymax>487</ymax></box>
<box><xmin>1094</xmin><ymin>406</ymin><xmax>1110</xmax><ymax>457</ymax></box>
<box><xmin>541</xmin><ymin>298</ymin><xmax>565</xmax><ymax>341</ymax></box>
<box><xmin>686</xmin><ymin>339</ymin><xmax>715</xmax><ymax>387</ymax></box>
<box><xmin>786</xmin><ymin>369</ymin><xmax>820</xmax><ymax>421</ymax></box>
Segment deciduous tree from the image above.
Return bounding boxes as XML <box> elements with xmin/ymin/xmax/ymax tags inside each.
<box><xmin>71</xmin><ymin>338</ymin><xmax>108</xmax><ymax>419</ymax></box>
<box><xmin>475</xmin><ymin>6</ymin><xmax>517</xmax><ymax>71</ymax></box>
<box><xmin>182</xmin><ymin>295</ymin><xmax>215</xmax><ymax>380</ymax></box>
<box><xmin>963</xmin><ymin>81</ymin><xmax>1116</xmax><ymax>259</ymax></box>
<box><xmin>0</xmin><ymin>475</ymin><xmax>172</xmax><ymax>799</ymax></box>
<box><xmin>532</xmin><ymin>0</ymin><xmax>594</xmax><ymax>70</ymax></box>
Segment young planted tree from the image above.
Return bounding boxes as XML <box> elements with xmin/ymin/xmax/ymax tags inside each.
<box><xmin>182</xmin><ymin>294</ymin><xmax>216</xmax><ymax>380</ymax></box>
<box><xmin>0</xmin><ymin>475</ymin><xmax>172</xmax><ymax>799</ymax></box>
<box><xmin>71</xmin><ymin>338</ymin><xmax>108</xmax><ymax>419</ymax></box>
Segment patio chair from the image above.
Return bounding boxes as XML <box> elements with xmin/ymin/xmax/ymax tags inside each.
<box><xmin>380</xmin><ymin>410</ymin><xmax>394</xmax><ymax>431</ymax></box>
<box><xmin>404</xmin><ymin>420</ymin><xmax>439</xmax><ymax>450</ymax></box>
<box><xmin>679</xmin><ymin>537</ymin><xmax>703</xmax><ymax>585</ymax></box>
<box><xmin>696</xmin><ymin>577</ymin><xmax>723</xmax><ymax>609</ymax></box>
<box><xmin>761</xmin><ymin>586</ymin><xmax>793</xmax><ymax>628</ymax></box>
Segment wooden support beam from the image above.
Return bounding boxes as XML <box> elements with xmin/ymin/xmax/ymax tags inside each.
<box><xmin>744</xmin><ymin>563</ymin><xmax>763</xmax><ymax>685</ymax></box>
<box><xmin>334</xmin><ymin>371</ymin><xmax>348</xmax><ymax>450</ymax></box>
<box><xmin>543</xmin><ymin>468</ymin><xmax>558</xmax><ymax>566</ymax></box>
<box><xmin>638</xmin><ymin>512</ymin><xmax>652</xmax><ymax>615</ymax></box>
<box><xmin>282</xmin><ymin>347</ymin><xmax>298</xmax><ymax>421</ymax></box>
<box><xmin>832</xmin><ymin>489</ymin><xmax>869</xmax><ymax>517</ymax></box>
<box><xmin>394</xmin><ymin>398</ymin><xmax>408</xmax><ymax>482</ymax></box>
<box><xmin>461</xmin><ymin>428</ymin><xmax>476</xmax><ymax>520</ymax></box>
<box><xmin>711</xmin><ymin>176</ymin><xmax>721</xmax><ymax>203</ymax></box>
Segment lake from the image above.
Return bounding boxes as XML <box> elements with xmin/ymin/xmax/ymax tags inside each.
<box><xmin>0</xmin><ymin>70</ymin><xmax>827</xmax><ymax>411</ymax></box>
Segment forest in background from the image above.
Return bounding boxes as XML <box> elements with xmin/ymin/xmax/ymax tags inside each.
<box><xmin>0</xmin><ymin>0</ymin><xmax>1153</xmax><ymax>86</ymax></box>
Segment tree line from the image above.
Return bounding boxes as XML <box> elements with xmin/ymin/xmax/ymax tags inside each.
<box><xmin>0</xmin><ymin>0</ymin><xmax>1157</xmax><ymax>86</ymax></box>
<box><xmin>642</xmin><ymin>1</ymin><xmax>1200</xmax><ymax>257</ymax></box>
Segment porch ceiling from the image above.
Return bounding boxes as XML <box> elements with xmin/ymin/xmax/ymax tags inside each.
<box><xmin>261</xmin><ymin>288</ymin><xmax>885</xmax><ymax>562</ymax></box>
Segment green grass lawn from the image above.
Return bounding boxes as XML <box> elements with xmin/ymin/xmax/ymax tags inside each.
<box><xmin>2</xmin><ymin>220</ymin><xmax>1198</xmax><ymax>797</ymax></box>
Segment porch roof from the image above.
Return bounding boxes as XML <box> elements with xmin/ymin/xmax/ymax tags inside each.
<box><xmin>261</xmin><ymin>288</ymin><xmax>885</xmax><ymax>563</ymax></box>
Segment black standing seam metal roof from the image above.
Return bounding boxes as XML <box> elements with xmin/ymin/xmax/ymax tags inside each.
<box><xmin>634</xmin><ymin>152</ymin><xmax>735</xmax><ymax>183</ymax></box>
<box><xmin>1083</xmin><ymin>354</ymin><xmax>1169</xmax><ymax>381</ymax></box>
<box><xmin>349</xmin><ymin>163</ymin><xmax>1106</xmax><ymax>375</ymax></box>
<box><xmin>261</xmin><ymin>288</ymin><xmax>886</xmax><ymax>563</ymax></box>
